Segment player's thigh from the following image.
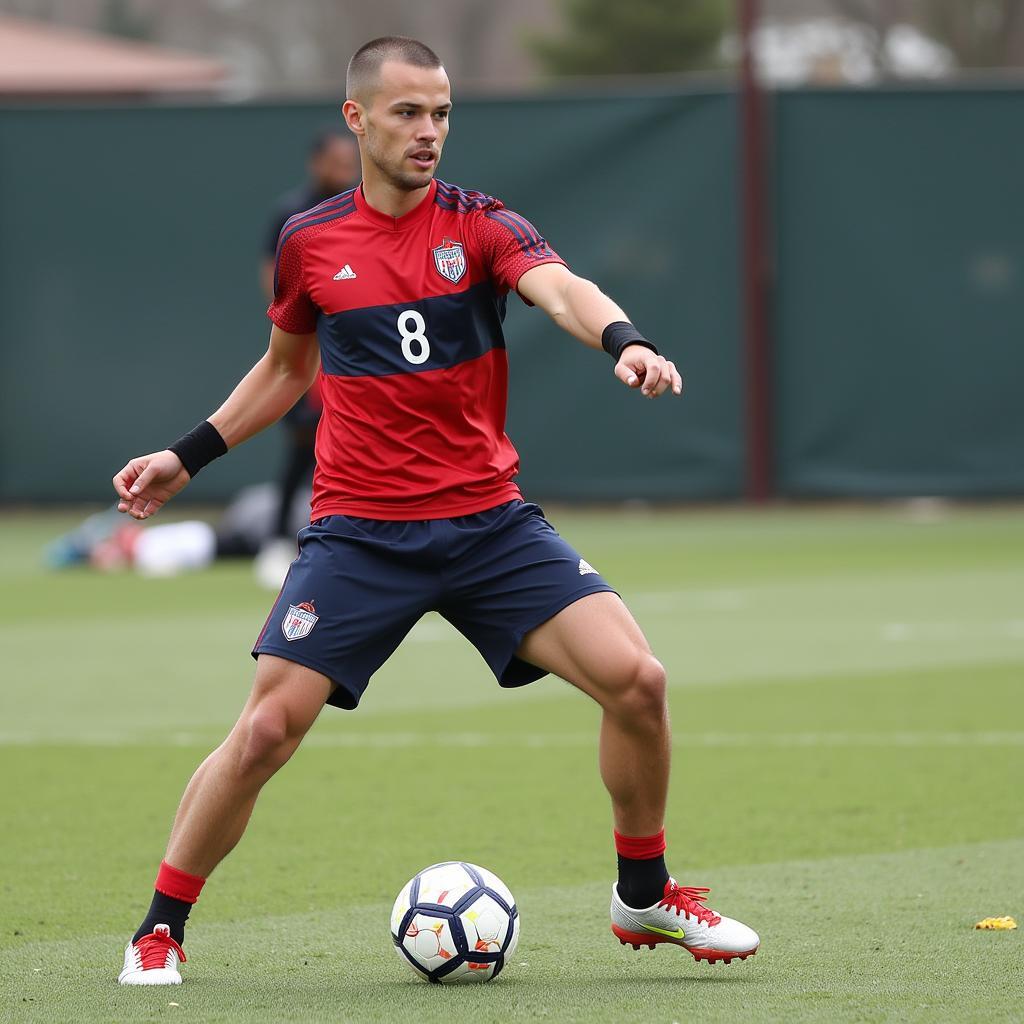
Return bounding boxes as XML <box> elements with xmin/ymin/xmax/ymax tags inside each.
<box><xmin>516</xmin><ymin>591</ymin><xmax>660</xmax><ymax>705</ymax></box>
<box><xmin>439</xmin><ymin>501</ymin><xmax>617</xmax><ymax>691</ymax></box>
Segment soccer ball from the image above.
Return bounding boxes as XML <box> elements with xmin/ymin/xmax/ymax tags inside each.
<box><xmin>390</xmin><ymin>861</ymin><xmax>520</xmax><ymax>983</ymax></box>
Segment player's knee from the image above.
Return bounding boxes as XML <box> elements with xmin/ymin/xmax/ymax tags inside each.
<box><xmin>235</xmin><ymin>704</ymin><xmax>293</xmax><ymax>777</ymax></box>
<box><xmin>613</xmin><ymin>653</ymin><xmax>667</xmax><ymax>729</ymax></box>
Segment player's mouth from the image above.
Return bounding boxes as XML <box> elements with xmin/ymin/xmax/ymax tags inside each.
<box><xmin>408</xmin><ymin>149</ymin><xmax>436</xmax><ymax>170</ymax></box>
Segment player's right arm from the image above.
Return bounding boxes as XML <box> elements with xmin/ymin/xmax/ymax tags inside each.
<box><xmin>112</xmin><ymin>325</ymin><xmax>318</xmax><ymax>520</ymax></box>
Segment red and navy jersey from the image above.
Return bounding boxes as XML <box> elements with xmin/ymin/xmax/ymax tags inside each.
<box><xmin>268</xmin><ymin>178</ymin><xmax>565</xmax><ymax>521</ymax></box>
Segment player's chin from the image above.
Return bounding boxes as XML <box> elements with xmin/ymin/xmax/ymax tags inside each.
<box><xmin>393</xmin><ymin>167</ymin><xmax>435</xmax><ymax>191</ymax></box>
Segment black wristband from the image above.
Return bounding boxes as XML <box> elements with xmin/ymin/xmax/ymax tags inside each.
<box><xmin>601</xmin><ymin>321</ymin><xmax>659</xmax><ymax>361</ymax></box>
<box><xmin>168</xmin><ymin>420</ymin><xmax>228</xmax><ymax>479</ymax></box>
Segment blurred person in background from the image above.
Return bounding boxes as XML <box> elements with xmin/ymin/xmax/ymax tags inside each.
<box><xmin>44</xmin><ymin>484</ymin><xmax>313</xmax><ymax>578</ymax></box>
<box><xmin>256</xmin><ymin>129</ymin><xmax>360</xmax><ymax>585</ymax></box>
<box><xmin>260</xmin><ymin>129</ymin><xmax>362</xmax><ymax>301</ymax></box>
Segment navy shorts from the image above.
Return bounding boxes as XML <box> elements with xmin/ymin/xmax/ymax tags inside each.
<box><xmin>252</xmin><ymin>501</ymin><xmax>616</xmax><ymax>710</ymax></box>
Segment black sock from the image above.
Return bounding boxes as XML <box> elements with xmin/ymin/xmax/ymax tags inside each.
<box><xmin>133</xmin><ymin>890</ymin><xmax>192</xmax><ymax>946</ymax></box>
<box><xmin>616</xmin><ymin>853</ymin><xmax>670</xmax><ymax>909</ymax></box>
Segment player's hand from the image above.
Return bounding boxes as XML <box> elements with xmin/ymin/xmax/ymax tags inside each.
<box><xmin>112</xmin><ymin>450</ymin><xmax>191</xmax><ymax>520</ymax></box>
<box><xmin>613</xmin><ymin>344</ymin><xmax>683</xmax><ymax>398</ymax></box>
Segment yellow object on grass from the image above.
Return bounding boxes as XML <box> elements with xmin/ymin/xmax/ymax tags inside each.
<box><xmin>974</xmin><ymin>917</ymin><xmax>1017</xmax><ymax>930</ymax></box>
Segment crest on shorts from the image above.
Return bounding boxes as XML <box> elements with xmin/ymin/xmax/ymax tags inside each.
<box><xmin>432</xmin><ymin>237</ymin><xmax>466</xmax><ymax>284</ymax></box>
<box><xmin>282</xmin><ymin>601</ymin><xmax>318</xmax><ymax>642</ymax></box>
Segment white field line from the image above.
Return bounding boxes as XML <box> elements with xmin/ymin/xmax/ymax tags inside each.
<box><xmin>881</xmin><ymin>620</ymin><xmax>1024</xmax><ymax>641</ymax></box>
<box><xmin>259</xmin><ymin>730</ymin><xmax>1024</xmax><ymax>749</ymax></box>
<box><xmin>621</xmin><ymin>590</ymin><xmax>1024</xmax><ymax>643</ymax></box>
<box><xmin>2</xmin><ymin>730</ymin><xmax>1024</xmax><ymax>749</ymax></box>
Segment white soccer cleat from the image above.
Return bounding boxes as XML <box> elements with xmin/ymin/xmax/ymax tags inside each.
<box><xmin>118</xmin><ymin>924</ymin><xmax>186</xmax><ymax>985</ymax></box>
<box><xmin>610</xmin><ymin>879</ymin><xmax>759</xmax><ymax>964</ymax></box>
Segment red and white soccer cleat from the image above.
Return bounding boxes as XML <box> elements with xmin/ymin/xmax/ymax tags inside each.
<box><xmin>118</xmin><ymin>924</ymin><xmax>186</xmax><ymax>985</ymax></box>
<box><xmin>610</xmin><ymin>879</ymin><xmax>759</xmax><ymax>964</ymax></box>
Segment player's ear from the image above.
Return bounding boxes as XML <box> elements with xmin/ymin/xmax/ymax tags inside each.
<box><xmin>342</xmin><ymin>100</ymin><xmax>366</xmax><ymax>137</ymax></box>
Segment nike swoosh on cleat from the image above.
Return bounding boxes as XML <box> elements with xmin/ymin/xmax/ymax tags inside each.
<box><xmin>642</xmin><ymin>924</ymin><xmax>686</xmax><ymax>939</ymax></box>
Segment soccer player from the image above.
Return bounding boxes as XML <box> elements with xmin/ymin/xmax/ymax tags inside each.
<box><xmin>113</xmin><ymin>36</ymin><xmax>759</xmax><ymax>986</ymax></box>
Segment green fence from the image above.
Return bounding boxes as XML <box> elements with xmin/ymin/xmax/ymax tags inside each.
<box><xmin>1</xmin><ymin>86</ymin><xmax>1021</xmax><ymax>503</ymax></box>
<box><xmin>774</xmin><ymin>89</ymin><xmax>1024</xmax><ymax>496</ymax></box>
<box><xmin>0</xmin><ymin>91</ymin><xmax>741</xmax><ymax>504</ymax></box>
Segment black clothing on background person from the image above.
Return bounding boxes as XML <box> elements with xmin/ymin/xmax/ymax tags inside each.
<box><xmin>263</xmin><ymin>183</ymin><xmax>338</xmax><ymax>259</ymax></box>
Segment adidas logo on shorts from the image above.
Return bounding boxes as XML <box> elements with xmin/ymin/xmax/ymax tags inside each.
<box><xmin>578</xmin><ymin>558</ymin><xmax>598</xmax><ymax>576</ymax></box>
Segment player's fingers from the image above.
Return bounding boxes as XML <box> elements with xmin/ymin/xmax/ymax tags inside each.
<box><xmin>112</xmin><ymin>465</ymin><xmax>137</xmax><ymax>501</ymax></box>
<box><xmin>649</xmin><ymin>360</ymin><xmax>673</xmax><ymax>396</ymax></box>
<box><xmin>614</xmin><ymin>361</ymin><xmax>642</xmax><ymax>388</ymax></box>
<box><xmin>123</xmin><ymin>489</ymin><xmax>150</xmax><ymax>518</ymax></box>
<box><xmin>657</xmin><ymin>359</ymin><xmax>679</xmax><ymax>396</ymax></box>
<box><xmin>669</xmin><ymin>363</ymin><xmax>684</xmax><ymax>396</ymax></box>
<box><xmin>641</xmin><ymin>360</ymin><xmax>663</xmax><ymax>397</ymax></box>
<box><xmin>129</xmin><ymin>460</ymin><xmax>161</xmax><ymax>497</ymax></box>
<box><xmin>142</xmin><ymin>498</ymin><xmax>163</xmax><ymax>517</ymax></box>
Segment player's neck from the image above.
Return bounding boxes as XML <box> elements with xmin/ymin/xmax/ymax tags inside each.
<box><xmin>360</xmin><ymin>176</ymin><xmax>432</xmax><ymax>219</ymax></box>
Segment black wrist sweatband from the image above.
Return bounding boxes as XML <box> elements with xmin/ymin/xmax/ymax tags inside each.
<box><xmin>601</xmin><ymin>321</ymin><xmax>659</xmax><ymax>361</ymax></box>
<box><xmin>168</xmin><ymin>420</ymin><xmax>228</xmax><ymax>479</ymax></box>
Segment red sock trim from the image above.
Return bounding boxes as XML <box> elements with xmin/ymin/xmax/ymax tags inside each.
<box><xmin>155</xmin><ymin>860</ymin><xmax>206</xmax><ymax>905</ymax></box>
<box><xmin>614</xmin><ymin>828</ymin><xmax>666</xmax><ymax>860</ymax></box>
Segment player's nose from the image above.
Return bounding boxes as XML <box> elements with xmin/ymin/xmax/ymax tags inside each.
<box><xmin>415</xmin><ymin>116</ymin><xmax>438</xmax><ymax>141</ymax></box>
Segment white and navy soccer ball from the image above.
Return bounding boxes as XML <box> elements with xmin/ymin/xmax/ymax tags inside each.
<box><xmin>390</xmin><ymin>861</ymin><xmax>520</xmax><ymax>983</ymax></box>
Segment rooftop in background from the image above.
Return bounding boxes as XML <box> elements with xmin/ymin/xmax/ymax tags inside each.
<box><xmin>0</xmin><ymin>13</ymin><xmax>225</xmax><ymax>97</ymax></box>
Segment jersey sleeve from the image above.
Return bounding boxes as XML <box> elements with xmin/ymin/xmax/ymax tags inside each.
<box><xmin>476</xmin><ymin>207</ymin><xmax>566</xmax><ymax>299</ymax></box>
<box><xmin>267</xmin><ymin>228</ymin><xmax>318</xmax><ymax>334</ymax></box>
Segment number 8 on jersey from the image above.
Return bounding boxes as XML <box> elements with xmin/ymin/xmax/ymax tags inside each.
<box><xmin>397</xmin><ymin>310</ymin><xmax>430</xmax><ymax>365</ymax></box>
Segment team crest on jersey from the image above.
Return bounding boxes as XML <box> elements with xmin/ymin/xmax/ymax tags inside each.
<box><xmin>282</xmin><ymin>601</ymin><xmax>318</xmax><ymax>642</ymax></box>
<box><xmin>432</xmin><ymin>237</ymin><xmax>466</xmax><ymax>284</ymax></box>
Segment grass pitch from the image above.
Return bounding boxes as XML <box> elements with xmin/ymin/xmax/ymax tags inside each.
<box><xmin>1</xmin><ymin>504</ymin><xmax>1022</xmax><ymax>1023</ymax></box>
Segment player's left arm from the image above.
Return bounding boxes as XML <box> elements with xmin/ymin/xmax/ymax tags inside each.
<box><xmin>517</xmin><ymin>262</ymin><xmax>682</xmax><ymax>398</ymax></box>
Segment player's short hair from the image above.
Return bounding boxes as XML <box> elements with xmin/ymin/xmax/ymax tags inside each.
<box><xmin>346</xmin><ymin>36</ymin><xmax>442</xmax><ymax>102</ymax></box>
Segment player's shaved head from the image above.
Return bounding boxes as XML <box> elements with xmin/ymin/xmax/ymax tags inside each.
<box><xmin>347</xmin><ymin>36</ymin><xmax>443</xmax><ymax>104</ymax></box>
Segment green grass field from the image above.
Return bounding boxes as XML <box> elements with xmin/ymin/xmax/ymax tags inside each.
<box><xmin>1</xmin><ymin>505</ymin><xmax>1022</xmax><ymax>1023</ymax></box>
